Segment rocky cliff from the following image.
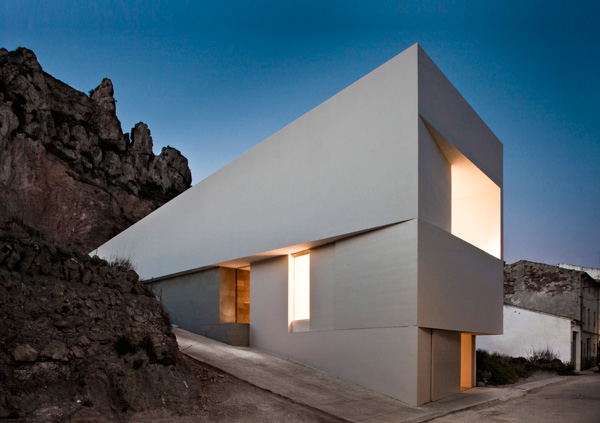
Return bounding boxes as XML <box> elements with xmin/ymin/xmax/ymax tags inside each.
<box><xmin>0</xmin><ymin>47</ymin><xmax>192</xmax><ymax>254</ymax></box>
<box><xmin>0</xmin><ymin>231</ymin><xmax>200</xmax><ymax>421</ymax></box>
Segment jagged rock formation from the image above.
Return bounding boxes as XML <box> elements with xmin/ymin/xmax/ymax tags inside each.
<box><xmin>0</xmin><ymin>47</ymin><xmax>192</xmax><ymax>253</ymax></box>
<box><xmin>0</xmin><ymin>231</ymin><xmax>200</xmax><ymax>421</ymax></box>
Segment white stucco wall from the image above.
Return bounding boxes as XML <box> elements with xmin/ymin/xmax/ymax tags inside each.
<box><xmin>332</xmin><ymin>221</ymin><xmax>418</xmax><ymax>330</ymax></box>
<box><xmin>417</xmin><ymin>49</ymin><xmax>503</xmax><ymax>188</ymax></box>
<box><xmin>249</xmin><ymin>245</ymin><xmax>429</xmax><ymax>406</ymax></box>
<box><xmin>477</xmin><ymin>305</ymin><xmax>573</xmax><ymax>363</ymax></box>
<box><xmin>418</xmin><ymin>117</ymin><xmax>451</xmax><ymax>232</ymax></box>
<box><xmin>417</xmin><ymin>220</ymin><xmax>503</xmax><ymax>335</ymax></box>
<box><xmin>250</xmin><ymin>222</ymin><xmax>494</xmax><ymax>405</ymax></box>
<box><xmin>94</xmin><ymin>45</ymin><xmax>421</xmax><ymax>280</ymax></box>
<box><xmin>94</xmin><ymin>44</ymin><xmax>503</xmax><ymax>284</ymax></box>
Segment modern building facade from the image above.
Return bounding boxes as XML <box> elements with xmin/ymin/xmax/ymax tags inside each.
<box><xmin>95</xmin><ymin>44</ymin><xmax>504</xmax><ymax>406</ymax></box>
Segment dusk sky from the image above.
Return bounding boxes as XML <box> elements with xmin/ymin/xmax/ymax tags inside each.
<box><xmin>2</xmin><ymin>1</ymin><xmax>599</xmax><ymax>268</ymax></box>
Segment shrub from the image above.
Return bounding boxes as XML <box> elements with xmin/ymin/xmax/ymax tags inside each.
<box><xmin>477</xmin><ymin>350</ymin><xmax>530</xmax><ymax>385</ymax></box>
<box><xmin>528</xmin><ymin>347</ymin><xmax>557</xmax><ymax>364</ymax></box>
<box><xmin>477</xmin><ymin>348</ymin><xmax>576</xmax><ymax>385</ymax></box>
<box><xmin>108</xmin><ymin>254</ymin><xmax>136</xmax><ymax>272</ymax></box>
<box><xmin>557</xmin><ymin>361</ymin><xmax>576</xmax><ymax>376</ymax></box>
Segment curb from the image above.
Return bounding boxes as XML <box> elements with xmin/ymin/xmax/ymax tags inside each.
<box><xmin>402</xmin><ymin>377</ymin><xmax>568</xmax><ymax>423</ymax></box>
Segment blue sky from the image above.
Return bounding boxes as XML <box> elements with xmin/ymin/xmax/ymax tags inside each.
<box><xmin>2</xmin><ymin>1</ymin><xmax>599</xmax><ymax>267</ymax></box>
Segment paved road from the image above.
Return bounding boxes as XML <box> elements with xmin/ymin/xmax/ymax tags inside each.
<box><xmin>430</xmin><ymin>373</ymin><xmax>600</xmax><ymax>423</ymax></box>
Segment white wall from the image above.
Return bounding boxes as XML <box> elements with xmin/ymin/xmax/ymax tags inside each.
<box><xmin>417</xmin><ymin>47</ymin><xmax>502</xmax><ymax>261</ymax></box>
<box><xmin>431</xmin><ymin>330</ymin><xmax>461</xmax><ymax>401</ymax></box>
<box><xmin>308</xmin><ymin>243</ymin><xmax>335</xmax><ymax>330</ymax></box>
<box><xmin>417</xmin><ymin>47</ymin><xmax>503</xmax><ymax>188</ymax></box>
<box><xmin>477</xmin><ymin>305</ymin><xmax>573</xmax><ymax>363</ymax></box>
<box><xmin>250</xmin><ymin>251</ymin><xmax>427</xmax><ymax>405</ymax></box>
<box><xmin>249</xmin><ymin>221</ymin><xmax>492</xmax><ymax>405</ymax></box>
<box><xmin>417</xmin><ymin>220</ymin><xmax>504</xmax><ymax>335</ymax></box>
<box><xmin>333</xmin><ymin>221</ymin><xmax>418</xmax><ymax>329</ymax></box>
<box><xmin>95</xmin><ymin>45</ymin><xmax>503</xmax><ymax>283</ymax></box>
<box><xmin>94</xmin><ymin>45</ymin><xmax>421</xmax><ymax>280</ymax></box>
<box><xmin>418</xmin><ymin>117</ymin><xmax>451</xmax><ymax>232</ymax></box>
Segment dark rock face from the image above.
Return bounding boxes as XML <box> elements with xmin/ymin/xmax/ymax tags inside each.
<box><xmin>0</xmin><ymin>47</ymin><xmax>192</xmax><ymax>254</ymax></box>
<box><xmin>0</xmin><ymin>233</ymin><xmax>199</xmax><ymax>421</ymax></box>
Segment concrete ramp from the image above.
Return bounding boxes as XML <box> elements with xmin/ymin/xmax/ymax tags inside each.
<box><xmin>176</xmin><ymin>328</ymin><xmax>564</xmax><ymax>422</ymax></box>
<box><xmin>175</xmin><ymin>328</ymin><xmax>425</xmax><ymax>422</ymax></box>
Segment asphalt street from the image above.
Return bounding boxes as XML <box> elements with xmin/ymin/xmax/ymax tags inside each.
<box><xmin>429</xmin><ymin>372</ymin><xmax>600</xmax><ymax>423</ymax></box>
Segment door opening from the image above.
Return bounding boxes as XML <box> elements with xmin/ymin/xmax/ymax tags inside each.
<box><xmin>460</xmin><ymin>333</ymin><xmax>474</xmax><ymax>390</ymax></box>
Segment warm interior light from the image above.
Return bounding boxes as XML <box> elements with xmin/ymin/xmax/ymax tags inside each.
<box><xmin>423</xmin><ymin>120</ymin><xmax>501</xmax><ymax>259</ymax></box>
<box><xmin>460</xmin><ymin>333</ymin><xmax>473</xmax><ymax>390</ymax></box>
<box><xmin>451</xmin><ymin>158</ymin><xmax>501</xmax><ymax>259</ymax></box>
<box><xmin>293</xmin><ymin>253</ymin><xmax>310</xmax><ymax>320</ymax></box>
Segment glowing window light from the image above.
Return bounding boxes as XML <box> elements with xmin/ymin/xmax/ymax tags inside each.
<box><xmin>423</xmin><ymin>120</ymin><xmax>501</xmax><ymax>259</ymax></box>
<box><xmin>292</xmin><ymin>252</ymin><xmax>310</xmax><ymax>321</ymax></box>
<box><xmin>451</xmin><ymin>158</ymin><xmax>501</xmax><ymax>259</ymax></box>
<box><xmin>460</xmin><ymin>333</ymin><xmax>473</xmax><ymax>390</ymax></box>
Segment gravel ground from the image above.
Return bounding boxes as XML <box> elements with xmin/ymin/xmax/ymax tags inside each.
<box><xmin>117</xmin><ymin>353</ymin><xmax>347</xmax><ymax>423</ymax></box>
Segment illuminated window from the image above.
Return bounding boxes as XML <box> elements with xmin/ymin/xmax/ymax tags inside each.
<box><xmin>424</xmin><ymin>120</ymin><xmax>501</xmax><ymax>259</ymax></box>
<box><xmin>288</xmin><ymin>251</ymin><xmax>310</xmax><ymax>331</ymax></box>
<box><xmin>451</xmin><ymin>157</ymin><xmax>501</xmax><ymax>259</ymax></box>
<box><xmin>460</xmin><ymin>333</ymin><xmax>473</xmax><ymax>390</ymax></box>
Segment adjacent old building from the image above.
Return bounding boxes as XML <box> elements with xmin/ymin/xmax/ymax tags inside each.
<box><xmin>94</xmin><ymin>44</ymin><xmax>504</xmax><ymax>406</ymax></box>
<box><xmin>478</xmin><ymin>260</ymin><xmax>600</xmax><ymax>370</ymax></box>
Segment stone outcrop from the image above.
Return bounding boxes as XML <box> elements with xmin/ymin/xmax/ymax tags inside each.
<box><xmin>0</xmin><ymin>47</ymin><xmax>192</xmax><ymax>254</ymax></box>
<box><xmin>0</xmin><ymin>231</ymin><xmax>200</xmax><ymax>421</ymax></box>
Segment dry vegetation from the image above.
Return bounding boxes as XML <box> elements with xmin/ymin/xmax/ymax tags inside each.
<box><xmin>125</xmin><ymin>352</ymin><xmax>345</xmax><ymax>423</ymax></box>
<box><xmin>477</xmin><ymin>348</ymin><xmax>576</xmax><ymax>386</ymax></box>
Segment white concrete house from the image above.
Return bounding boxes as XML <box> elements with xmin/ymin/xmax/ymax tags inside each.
<box><xmin>95</xmin><ymin>44</ymin><xmax>503</xmax><ymax>406</ymax></box>
<box><xmin>477</xmin><ymin>304</ymin><xmax>578</xmax><ymax>368</ymax></box>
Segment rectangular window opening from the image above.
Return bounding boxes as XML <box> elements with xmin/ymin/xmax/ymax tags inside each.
<box><xmin>451</xmin><ymin>159</ymin><xmax>501</xmax><ymax>259</ymax></box>
<box><xmin>425</xmin><ymin>120</ymin><xmax>501</xmax><ymax>259</ymax></box>
<box><xmin>288</xmin><ymin>251</ymin><xmax>310</xmax><ymax>332</ymax></box>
